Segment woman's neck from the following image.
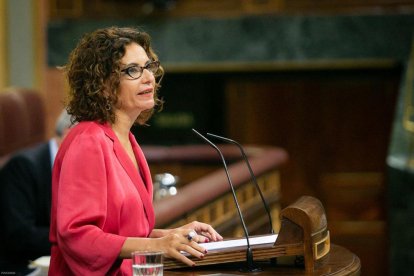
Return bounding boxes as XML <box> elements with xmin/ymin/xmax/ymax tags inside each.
<box><xmin>112</xmin><ymin>110</ymin><xmax>137</xmax><ymax>143</ymax></box>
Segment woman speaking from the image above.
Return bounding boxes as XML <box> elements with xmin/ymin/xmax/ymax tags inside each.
<box><xmin>49</xmin><ymin>26</ymin><xmax>223</xmax><ymax>275</ymax></box>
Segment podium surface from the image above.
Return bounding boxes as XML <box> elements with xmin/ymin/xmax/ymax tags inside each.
<box><xmin>164</xmin><ymin>244</ymin><xmax>360</xmax><ymax>276</ymax></box>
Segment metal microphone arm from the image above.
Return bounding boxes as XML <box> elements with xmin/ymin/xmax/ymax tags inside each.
<box><xmin>207</xmin><ymin>133</ymin><xmax>275</xmax><ymax>234</ymax></box>
<box><xmin>192</xmin><ymin>129</ymin><xmax>261</xmax><ymax>272</ymax></box>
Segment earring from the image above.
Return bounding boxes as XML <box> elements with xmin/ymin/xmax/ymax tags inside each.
<box><xmin>105</xmin><ymin>100</ymin><xmax>111</xmax><ymax>111</ymax></box>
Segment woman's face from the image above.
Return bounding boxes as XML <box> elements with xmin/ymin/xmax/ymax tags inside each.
<box><xmin>116</xmin><ymin>42</ymin><xmax>156</xmax><ymax>118</ymax></box>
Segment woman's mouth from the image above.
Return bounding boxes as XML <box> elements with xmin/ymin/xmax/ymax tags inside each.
<box><xmin>137</xmin><ymin>89</ymin><xmax>153</xmax><ymax>95</ymax></box>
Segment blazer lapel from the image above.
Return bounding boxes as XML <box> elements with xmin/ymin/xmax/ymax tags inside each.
<box><xmin>129</xmin><ymin>133</ymin><xmax>153</xmax><ymax>196</ymax></box>
<box><xmin>130</xmin><ymin>133</ymin><xmax>155</xmax><ymax>229</ymax></box>
<box><xmin>101</xmin><ymin>123</ymin><xmax>155</xmax><ymax>230</ymax></box>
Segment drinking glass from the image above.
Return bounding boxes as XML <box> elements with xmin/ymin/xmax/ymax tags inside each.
<box><xmin>131</xmin><ymin>251</ymin><xmax>163</xmax><ymax>276</ymax></box>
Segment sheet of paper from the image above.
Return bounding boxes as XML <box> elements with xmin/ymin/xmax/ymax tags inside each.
<box><xmin>199</xmin><ymin>234</ymin><xmax>278</xmax><ymax>252</ymax></box>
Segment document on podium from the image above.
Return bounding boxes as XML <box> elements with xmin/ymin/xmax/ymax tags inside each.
<box><xmin>198</xmin><ymin>234</ymin><xmax>278</xmax><ymax>253</ymax></box>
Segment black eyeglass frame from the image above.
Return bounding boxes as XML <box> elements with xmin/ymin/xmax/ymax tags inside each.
<box><xmin>120</xmin><ymin>60</ymin><xmax>160</xmax><ymax>80</ymax></box>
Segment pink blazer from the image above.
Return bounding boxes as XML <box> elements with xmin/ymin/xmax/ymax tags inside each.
<box><xmin>49</xmin><ymin>121</ymin><xmax>155</xmax><ymax>275</ymax></box>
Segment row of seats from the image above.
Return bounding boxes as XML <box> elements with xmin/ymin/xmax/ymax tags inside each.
<box><xmin>0</xmin><ymin>88</ymin><xmax>45</xmax><ymax>166</ymax></box>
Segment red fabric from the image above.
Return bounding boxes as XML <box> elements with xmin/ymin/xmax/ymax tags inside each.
<box><xmin>49</xmin><ymin>121</ymin><xmax>154</xmax><ymax>275</ymax></box>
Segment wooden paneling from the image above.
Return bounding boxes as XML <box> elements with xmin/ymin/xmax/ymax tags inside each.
<box><xmin>48</xmin><ymin>0</ymin><xmax>414</xmax><ymax>19</ymax></box>
<box><xmin>225</xmin><ymin>66</ymin><xmax>400</xmax><ymax>275</ymax></box>
<box><xmin>225</xmin><ymin>68</ymin><xmax>400</xmax><ymax>205</ymax></box>
<box><xmin>320</xmin><ymin>172</ymin><xmax>385</xmax><ymax>220</ymax></box>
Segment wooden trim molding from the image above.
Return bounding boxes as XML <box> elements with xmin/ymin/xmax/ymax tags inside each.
<box><xmin>163</xmin><ymin>59</ymin><xmax>399</xmax><ymax>74</ymax></box>
<box><xmin>0</xmin><ymin>0</ymin><xmax>8</xmax><ymax>89</ymax></box>
<box><xmin>33</xmin><ymin>0</ymin><xmax>44</xmax><ymax>90</ymax></box>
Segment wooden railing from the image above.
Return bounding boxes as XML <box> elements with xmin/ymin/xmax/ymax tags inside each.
<box><xmin>197</xmin><ymin>170</ymin><xmax>281</xmax><ymax>237</ymax></box>
<box><xmin>142</xmin><ymin>144</ymin><xmax>288</xmax><ymax>237</ymax></box>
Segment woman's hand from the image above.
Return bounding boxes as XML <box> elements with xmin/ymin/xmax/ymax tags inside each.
<box><xmin>124</xmin><ymin>222</ymin><xmax>223</xmax><ymax>266</ymax></box>
<box><xmin>176</xmin><ymin>221</ymin><xmax>223</xmax><ymax>243</ymax></box>
<box><xmin>153</xmin><ymin>228</ymin><xmax>208</xmax><ymax>266</ymax></box>
<box><xmin>150</xmin><ymin>221</ymin><xmax>223</xmax><ymax>266</ymax></box>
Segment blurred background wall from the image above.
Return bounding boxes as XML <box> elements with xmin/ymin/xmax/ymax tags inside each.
<box><xmin>2</xmin><ymin>1</ymin><xmax>414</xmax><ymax>275</ymax></box>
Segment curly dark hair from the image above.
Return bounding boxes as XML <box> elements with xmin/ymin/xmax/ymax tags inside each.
<box><xmin>65</xmin><ymin>26</ymin><xmax>164</xmax><ymax>125</ymax></box>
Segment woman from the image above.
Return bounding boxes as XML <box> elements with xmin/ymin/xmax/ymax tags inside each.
<box><xmin>49</xmin><ymin>26</ymin><xmax>223</xmax><ymax>275</ymax></box>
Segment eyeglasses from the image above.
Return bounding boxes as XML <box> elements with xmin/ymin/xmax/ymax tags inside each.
<box><xmin>121</xmin><ymin>61</ymin><xmax>160</xmax><ymax>80</ymax></box>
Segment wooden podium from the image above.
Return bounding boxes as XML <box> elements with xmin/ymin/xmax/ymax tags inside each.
<box><xmin>164</xmin><ymin>196</ymin><xmax>361</xmax><ymax>275</ymax></box>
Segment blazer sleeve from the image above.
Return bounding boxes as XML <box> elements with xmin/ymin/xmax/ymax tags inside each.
<box><xmin>0</xmin><ymin>155</ymin><xmax>50</xmax><ymax>257</ymax></box>
<box><xmin>55</xmin><ymin>133</ymin><xmax>126</xmax><ymax>275</ymax></box>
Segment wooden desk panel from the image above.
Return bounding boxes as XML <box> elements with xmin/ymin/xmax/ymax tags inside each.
<box><xmin>165</xmin><ymin>244</ymin><xmax>360</xmax><ymax>276</ymax></box>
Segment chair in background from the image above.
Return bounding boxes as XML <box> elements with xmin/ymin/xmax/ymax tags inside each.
<box><xmin>0</xmin><ymin>88</ymin><xmax>45</xmax><ymax>167</ymax></box>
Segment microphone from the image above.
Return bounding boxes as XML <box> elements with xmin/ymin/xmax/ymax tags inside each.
<box><xmin>192</xmin><ymin>129</ymin><xmax>261</xmax><ymax>272</ymax></box>
<box><xmin>206</xmin><ymin>132</ymin><xmax>275</xmax><ymax>234</ymax></box>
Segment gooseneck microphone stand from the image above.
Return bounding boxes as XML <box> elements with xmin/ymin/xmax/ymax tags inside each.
<box><xmin>192</xmin><ymin>129</ymin><xmax>262</xmax><ymax>272</ymax></box>
<box><xmin>206</xmin><ymin>132</ymin><xmax>275</xmax><ymax>234</ymax></box>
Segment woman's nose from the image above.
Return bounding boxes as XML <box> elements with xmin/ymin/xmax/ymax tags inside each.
<box><xmin>141</xmin><ymin>68</ymin><xmax>155</xmax><ymax>82</ymax></box>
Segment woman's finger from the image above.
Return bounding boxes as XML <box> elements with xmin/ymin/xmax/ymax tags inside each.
<box><xmin>176</xmin><ymin>231</ymin><xmax>208</xmax><ymax>255</ymax></box>
<box><xmin>193</xmin><ymin>222</ymin><xmax>223</xmax><ymax>241</ymax></box>
<box><xmin>181</xmin><ymin>242</ymin><xmax>206</xmax><ymax>258</ymax></box>
<box><xmin>196</xmin><ymin>234</ymin><xmax>210</xmax><ymax>243</ymax></box>
<box><xmin>167</xmin><ymin>249</ymin><xmax>195</xmax><ymax>267</ymax></box>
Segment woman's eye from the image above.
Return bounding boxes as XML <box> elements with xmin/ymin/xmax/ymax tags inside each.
<box><xmin>128</xmin><ymin>66</ymin><xmax>140</xmax><ymax>74</ymax></box>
